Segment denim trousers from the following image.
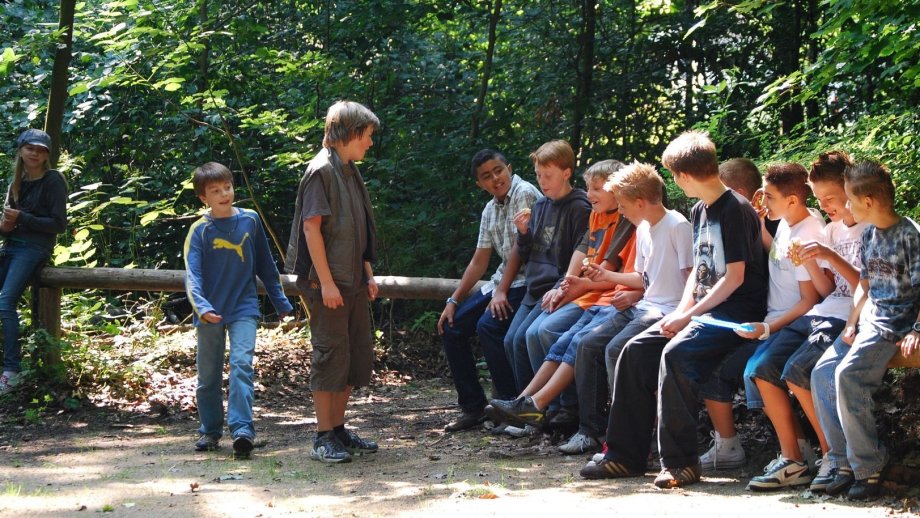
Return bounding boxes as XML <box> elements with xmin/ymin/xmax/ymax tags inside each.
<box><xmin>196</xmin><ymin>317</ymin><xmax>258</xmax><ymax>440</ymax></box>
<box><xmin>503</xmin><ymin>302</ymin><xmax>544</xmax><ymax>393</ymax></box>
<box><xmin>743</xmin><ymin>315</ymin><xmax>843</xmax><ymax>409</ymax></box>
<box><xmin>811</xmin><ymin>329</ymin><xmax>897</xmax><ymax>479</ymax></box>
<box><xmin>441</xmin><ymin>286</ymin><xmax>524</xmax><ymax>412</ymax></box>
<box><xmin>525</xmin><ymin>303</ymin><xmax>585</xmax><ymax>408</ymax></box>
<box><xmin>0</xmin><ymin>240</ymin><xmax>49</xmax><ymax>372</ymax></box>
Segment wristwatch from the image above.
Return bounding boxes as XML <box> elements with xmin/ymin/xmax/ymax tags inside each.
<box><xmin>912</xmin><ymin>321</ymin><xmax>920</xmax><ymax>333</ymax></box>
<box><xmin>446</xmin><ymin>297</ymin><xmax>459</xmax><ymax>306</ymax></box>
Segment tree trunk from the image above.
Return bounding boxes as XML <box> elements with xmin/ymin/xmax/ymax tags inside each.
<box><xmin>196</xmin><ymin>0</ymin><xmax>210</xmax><ymax>114</ymax></box>
<box><xmin>771</xmin><ymin>0</ymin><xmax>804</xmax><ymax>134</ymax></box>
<box><xmin>43</xmin><ymin>0</ymin><xmax>76</xmax><ymax>168</ymax></box>
<box><xmin>570</xmin><ymin>0</ymin><xmax>597</xmax><ymax>161</ymax></box>
<box><xmin>471</xmin><ymin>0</ymin><xmax>502</xmax><ymax>140</ymax></box>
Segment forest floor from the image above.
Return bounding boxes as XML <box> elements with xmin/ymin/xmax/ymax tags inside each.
<box><xmin>1</xmin><ymin>326</ymin><xmax>919</xmax><ymax>517</ymax></box>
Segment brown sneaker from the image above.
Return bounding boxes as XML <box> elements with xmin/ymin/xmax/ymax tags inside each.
<box><xmin>654</xmin><ymin>462</ymin><xmax>702</xmax><ymax>489</ymax></box>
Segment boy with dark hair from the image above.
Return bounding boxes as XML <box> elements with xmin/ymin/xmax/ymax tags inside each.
<box><xmin>719</xmin><ymin>158</ymin><xmax>762</xmax><ymax>201</ymax></box>
<box><xmin>439</xmin><ymin>149</ymin><xmax>542</xmax><ymax>432</ymax></box>
<box><xmin>185</xmin><ymin>162</ymin><xmax>293</xmax><ymax>458</ymax></box>
<box><xmin>734</xmin><ymin>163</ymin><xmax>828</xmax><ymax>490</ymax></box>
<box><xmin>285</xmin><ymin>100</ymin><xmax>381</xmax><ymax>463</ymax></box>
<box><xmin>503</xmin><ymin>140</ymin><xmax>591</xmax><ymax>397</ymax></box>
<box><xmin>811</xmin><ymin>161</ymin><xmax>920</xmax><ymax>500</ymax></box>
<box><xmin>579</xmin><ymin>131</ymin><xmax>767</xmax><ymax>489</ymax></box>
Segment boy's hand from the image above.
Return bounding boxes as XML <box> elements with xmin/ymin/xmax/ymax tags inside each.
<box><xmin>321</xmin><ymin>282</ymin><xmax>344</xmax><ymax>309</ymax></box>
<box><xmin>899</xmin><ymin>330</ymin><xmax>920</xmax><ymax>358</ymax></box>
<box><xmin>583</xmin><ymin>263</ymin><xmax>615</xmax><ymax>283</ymax></box>
<box><xmin>660</xmin><ymin>311</ymin><xmax>691</xmax><ymax>338</ymax></box>
<box><xmin>735</xmin><ymin>322</ymin><xmax>764</xmax><ymax>340</ymax></box>
<box><xmin>798</xmin><ymin>241</ymin><xmax>832</xmax><ymax>263</ymax></box>
<box><xmin>751</xmin><ymin>189</ymin><xmax>768</xmax><ymax>219</ymax></box>
<box><xmin>563</xmin><ymin>274</ymin><xmax>590</xmax><ymax>294</ymax></box>
<box><xmin>541</xmin><ymin>288</ymin><xmax>560</xmax><ymax>310</ymax></box>
<box><xmin>367</xmin><ymin>278</ymin><xmax>379</xmax><ymax>301</ymax></box>
<box><xmin>513</xmin><ymin>208</ymin><xmax>532</xmax><ymax>235</ymax></box>
<box><xmin>437</xmin><ymin>303</ymin><xmax>456</xmax><ymax>335</ymax></box>
<box><xmin>841</xmin><ymin>324</ymin><xmax>857</xmax><ymax>345</ymax></box>
<box><xmin>201</xmin><ymin>311</ymin><xmax>222</xmax><ymax>324</ymax></box>
<box><xmin>488</xmin><ymin>289</ymin><xmax>513</xmax><ymax>321</ymax></box>
<box><xmin>610</xmin><ymin>290</ymin><xmax>641</xmax><ymax>311</ymax></box>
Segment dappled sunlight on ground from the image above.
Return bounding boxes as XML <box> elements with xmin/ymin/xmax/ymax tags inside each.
<box><xmin>0</xmin><ymin>378</ymin><xmax>910</xmax><ymax>517</ymax></box>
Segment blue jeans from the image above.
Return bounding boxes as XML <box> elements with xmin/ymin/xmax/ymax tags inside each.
<box><xmin>503</xmin><ymin>302</ymin><xmax>544</xmax><ymax>393</ymax></box>
<box><xmin>811</xmin><ymin>330</ymin><xmax>897</xmax><ymax>479</ymax></box>
<box><xmin>526</xmin><ymin>303</ymin><xmax>585</xmax><ymax>408</ymax></box>
<box><xmin>744</xmin><ymin>315</ymin><xmax>843</xmax><ymax>408</ymax></box>
<box><xmin>0</xmin><ymin>240</ymin><xmax>49</xmax><ymax>372</ymax></box>
<box><xmin>526</xmin><ymin>303</ymin><xmax>585</xmax><ymax>373</ymax></box>
<box><xmin>441</xmin><ymin>287</ymin><xmax>524</xmax><ymax>412</ymax></box>
<box><xmin>196</xmin><ymin>317</ymin><xmax>258</xmax><ymax>440</ymax></box>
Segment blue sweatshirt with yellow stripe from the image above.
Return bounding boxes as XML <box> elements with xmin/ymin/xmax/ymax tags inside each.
<box><xmin>184</xmin><ymin>208</ymin><xmax>293</xmax><ymax>325</ymax></box>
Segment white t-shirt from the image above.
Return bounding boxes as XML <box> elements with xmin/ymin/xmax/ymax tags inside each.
<box><xmin>635</xmin><ymin>210</ymin><xmax>694</xmax><ymax>313</ymax></box>
<box><xmin>765</xmin><ymin>213</ymin><xmax>826</xmax><ymax>321</ymax></box>
<box><xmin>807</xmin><ymin>220</ymin><xmax>870</xmax><ymax>320</ymax></box>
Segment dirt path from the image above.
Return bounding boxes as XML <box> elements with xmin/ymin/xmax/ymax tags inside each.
<box><xmin>0</xmin><ymin>378</ymin><xmax>913</xmax><ymax>517</ymax></box>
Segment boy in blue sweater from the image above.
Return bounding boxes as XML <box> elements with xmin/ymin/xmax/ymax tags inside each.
<box><xmin>184</xmin><ymin>162</ymin><xmax>293</xmax><ymax>458</ymax></box>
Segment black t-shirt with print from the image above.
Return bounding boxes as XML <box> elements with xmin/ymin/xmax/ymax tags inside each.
<box><xmin>690</xmin><ymin>189</ymin><xmax>767</xmax><ymax>323</ymax></box>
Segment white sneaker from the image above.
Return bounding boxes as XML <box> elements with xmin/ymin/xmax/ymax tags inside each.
<box><xmin>747</xmin><ymin>457</ymin><xmax>812</xmax><ymax>491</ymax></box>
<box><xmin>699</xmin><ymin>431</ymin><xmax>746</xmax><ymax>471</ymax></box>
<box><xmin>0</xmin><ymin>371</ymin><xmax>19</xmax><ymax>395</ymax></box>
<box><xmin>558</xmin><ymin>432</ymin><xmax>601</xmax><ymax>454</ymax></box>
<box><xmin>797</xmin><ymin>438</ymin><xmax>818</xmax><ymax>472</ymax></box>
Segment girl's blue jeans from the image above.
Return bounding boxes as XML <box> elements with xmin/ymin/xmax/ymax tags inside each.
<box><xmin>0</xmin><ymin>240</ymin><xmax>49</xmax><ymax>372</ymax></box>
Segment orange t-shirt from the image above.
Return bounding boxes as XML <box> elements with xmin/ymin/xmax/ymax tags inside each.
<box><xmin>572</xmin><ymin>211</ymin><xmax>638</xmax><ymax>309</ymax></box>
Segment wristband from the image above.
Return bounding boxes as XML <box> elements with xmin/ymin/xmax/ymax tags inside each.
<box><xmin>446</xmin><ymin>297</ymin><xmax>459</xmax><ymax>306</ymax></box>
<box><xmin>758</xmin><ymin>322</ymin><xmax>771</xmax><ymax>340</ymax></box>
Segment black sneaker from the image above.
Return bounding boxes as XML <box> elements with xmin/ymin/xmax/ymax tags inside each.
<box><xmin>547</xmin><ymin>406</ymin><xmax>578</xmax><ymax>429</ymax></box>
<box><xmin>311</xmin><ymin>433</ymin><xmax>353</xmax><ymax>464</ymax></box>
<box><xmin>445</xmin><ymin>409</ymin><xmax>486</xmax><ymax>432</ymax></box>
<box><xmin>232</xmin><ymin>436</ymin><xmax>254</xmax><ymax>459</ymax></box>
<box><xmin>579</xmin><ymin>458</ymin><xmax>643</xmax><ymax>479</ymax></box>
<box><xmin>336</xmin><ymin>428</ymin><xmax>378</xmax><ymax>454</ymax></box>
<box><xmin>847</xmin><ymin>471</ymin><xmax>882</xmax><ymax>500</ymax></box>
<box><xmin>824</xmin><ymin>466</ymin><xmax>855</xmax><ymax>496</ymax></box>
<box><xmin>194</xmin><ymin>434</ymin><xmax>220</xmax><ymax>452</ymax></box>
<box><xmin>488</xmin><ymin>396</ymin><xmax>545</xmax><ymax>427</ymax></box>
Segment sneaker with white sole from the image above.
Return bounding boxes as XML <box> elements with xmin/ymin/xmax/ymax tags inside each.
<box><xmin>810</xmin><ymin>455</ymin><xmax>834</xmax><ymax>492</ymax></box>
<box><xmin>747</xmin><ymin>457</ymin><xmax>812</xmax><ymax>491</ymax></box>
<box><xmin>558</xmin><ymin>432</ymin><xmax>601</xmax><ymax>455</ymax></box>
<box><xmin>699</xmin><ymin>431</ymin><xmax>745</xmax><ymax>471</ymax></box>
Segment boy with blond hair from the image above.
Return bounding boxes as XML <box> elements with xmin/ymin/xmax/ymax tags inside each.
<box><xmin>571</xmin><ymin>162</ymin><xmax>692</xmax><ymax>457</ymax></box>
<box><xmin>810</xmin><ymin>161</ymin><xmax>920</xmax><ymax>500</ymax></box>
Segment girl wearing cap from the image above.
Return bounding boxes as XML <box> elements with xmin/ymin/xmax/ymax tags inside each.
<box><xmin>0</xmin><ymin>129</ymin><xmax>67</xmax><ymax>393</ymax></box>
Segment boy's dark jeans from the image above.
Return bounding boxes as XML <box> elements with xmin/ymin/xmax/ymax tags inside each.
<box><xmin>604</xmin><ymin>316</ymin><xmax>753</xmax><ymax>471</ymax></box>
<box><xmin>442</xmin><ymin>286</ymin><xmax>525</xmax><ymax>413</ymax></box>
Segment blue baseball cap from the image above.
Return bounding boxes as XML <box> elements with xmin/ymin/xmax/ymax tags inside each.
<box><xmin>16</xmin><ymin>129</ymin><xmax>51</xmax><ymax>151</ymax></box>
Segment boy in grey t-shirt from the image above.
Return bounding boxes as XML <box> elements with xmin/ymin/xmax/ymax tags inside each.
<box><xmin>811</xmin><ymin>161</ymin><xmax>920</xmax><ymax>500</ymax></box>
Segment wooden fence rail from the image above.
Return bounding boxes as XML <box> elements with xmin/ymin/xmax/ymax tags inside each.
<box><xmin>32</xmin><ymin>266</ymin><xmax>919</xmax><ymax>368</ymax></box>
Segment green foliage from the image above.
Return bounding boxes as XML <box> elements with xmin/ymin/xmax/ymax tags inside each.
<box><xmin>1</xmin><ymin>0</ymin><xmax>917</xmax><ymax>328</ymax></box>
